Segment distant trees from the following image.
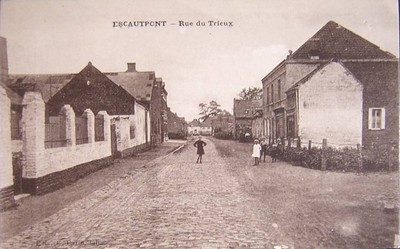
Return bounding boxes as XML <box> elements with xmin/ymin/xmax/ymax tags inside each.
<box><xmin>198</xmin><ymin>100</ymin><xmax>222</xmax><ymax>121</ymax></box>
<box><xmin>238</xmin><ymin>87</ymin><xmax>262</xmax><ymax>100</ymax></box>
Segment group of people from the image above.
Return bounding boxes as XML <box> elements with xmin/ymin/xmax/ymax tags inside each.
<box><xmin>252</xmin><ymin>137</ymin><xmax>282</xmax><ymax>165</ymax></box>
<box><xmin>192</xmin><ymin>136</ymin><xmax>283</xmax><ymax>166</ymax></box>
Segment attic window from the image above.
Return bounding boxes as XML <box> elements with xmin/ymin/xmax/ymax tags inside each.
<box><xmin>149</xmin><ymin>74</ymin><xmax>154</xmax><ymax>80</ymax></box>
<box><xmin>146</xmin><ymin>94</ymin><xmax>151</xmax><ymax>97</ymax></box>
<box><xmin>309</xmin><ymin>49</ymin><xmax>320</xmax><ymax>59</ymax></box>
<box><xmin>147</xmin><ymin>83</ymin><xmax>152</xmax><ymax>87</ymax></box>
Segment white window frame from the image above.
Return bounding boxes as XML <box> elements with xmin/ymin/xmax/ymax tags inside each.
<box><xmin>368</xmin><ymin>107</ymin><xmax>385</xmax><ymax>130</ymax></box>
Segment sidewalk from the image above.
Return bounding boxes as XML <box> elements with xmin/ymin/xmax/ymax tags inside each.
<box><xmin>0</xmin><ymin>140</ymin><xmax>186</xmax><ymax>242</ymax></box>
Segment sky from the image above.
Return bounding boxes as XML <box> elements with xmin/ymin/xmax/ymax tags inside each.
<box><xmin>0</xmin><ymin>0</ymin><xmax>398</xmax><ymax>121</ymax></box>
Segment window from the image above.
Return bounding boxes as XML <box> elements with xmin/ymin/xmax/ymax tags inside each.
<box><xmin>368</xmin><ymin>108</ymin><xmax>385</xmax><ymax>130</ymax></box>
<box><xmin>278</xmin><ymin>80</ymin><xmax>281</xmax><ymax>100</ymax></box>
<box><xmin>130</xmin><ymin>124</ymin><xmax>136</xmax><ymax>139</ymax></box>
<box><xmin>266</xmin><ymin>87</ymin><xmax>269</xmax><ymax>105</ymax></box>
<box><xmin>271</xmin><ymin>84</ymin><xmax>274</xmax><ymax>103</ymax></box>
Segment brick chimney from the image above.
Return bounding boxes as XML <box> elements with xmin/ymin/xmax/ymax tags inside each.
<box><xmin>0</xmin><ymin>37</ymin><xmax>9</xmax><ymax>81</ymax></box>
<box><xmin>126</xmin><ymin>63</ymin><xmax>136</xmax><ymax>72</ymax></box>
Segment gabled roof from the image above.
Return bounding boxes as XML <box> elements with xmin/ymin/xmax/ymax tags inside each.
<box><xmin>105</xmin><ymin>71</ymin><xmax>155</xmax><ymax>103</ymax></box>
<box><xmin>188</xmin><ymin>119</ymin><xmax>201</xmax><ymax>127</ymax></box>
<box><xmin>233</xmin><ymin>99</ymin><xmax>262</xmax><ymax>118</ymax></box>
<box><xmin>7</xmin><ymin>73</ymin><xmax>74</xmax><ymax>102</ymax></box>
<box><xmin>286</xmin><ymin>60</ymin><xmax>333</xmax><ymax>92</ymax></box>
<box><xmin>290</xmin><ymin>21</ymin><xmax>395</xmax><ymax>60</ymax></box>
<box><xmin>188</xmin><ymin>118</ymin><xmax>211</xmax><ymax>127</ymax></box>
<box><xmin>47</xmin><ymin>62</ymin><xmax>136</xmax><ymax>116</ymax></box>
<box><xmin>286</xmin><ymin>60</ymin><xmax>398</xmax><ymax>97</ymax></box>
<box><xmin>342</xmin><ymin>61</ymin><xmax>398</xmax><ymax>96</ymax></box>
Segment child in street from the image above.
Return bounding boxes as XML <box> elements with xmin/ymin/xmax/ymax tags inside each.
<box><xmin>193</xmin><ymin>136</ymin><xmax>207</xmax><ymax>164</ymax></box>
<box><xmin>271</xmin><ymin>138</ymin><xmax>282</xmax><ymax>163</ymax></box>
<box><xmin>252</xmin><ymin>139</ymin><xmax>262</xmax><ymax>165</ymax></box>
<box><xmin>260</xmin><ymin>137</ymin><xmax>268</xmax><ymax>163</ymax></box>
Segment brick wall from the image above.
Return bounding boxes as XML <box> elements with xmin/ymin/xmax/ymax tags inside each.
<box><xmin>21</xmin><ymin>92</ymin><xmax>113</xmax><ymax>194</ymax></box>
<box><xmin>23</xmin><ymin>157</ymin><xmax>112</xmax><ymax>195</ymax></box>
<box><xmin>0</xmin><ymin>86</ymin><xmax>15</xmax><ymax>209</ymax></box>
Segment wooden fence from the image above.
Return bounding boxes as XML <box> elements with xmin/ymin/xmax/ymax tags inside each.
<box><xmin>95</xmin><ymin>116</ymin><xmax>104</xmax><ymax>141</ymax></box>
<box><xmin>75</xmin><ymin>116</ymin><xmax>88</xmax><ymax>145</ymax></box>
<box><xmin>45</xmin><ymin>117</ymin><xmax>67</xmax><ymax>149</ymax></box>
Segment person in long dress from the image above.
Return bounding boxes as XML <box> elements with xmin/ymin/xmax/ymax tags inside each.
<box><xmin>252</xmin><ymin>139</ymin><xmax>261</xmax><ymax>165</ymax></box>
<box><xmin>193</xmin><ymin>137</ymin><xmax>207</xmax><ymax>163</ymax></box>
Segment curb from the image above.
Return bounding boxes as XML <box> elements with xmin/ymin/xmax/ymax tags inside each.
<box><xmin>141</xmin><ymin>142</ymin><xmax>187</xmax><ymax>168</ymax></box>
<box><xmin>171</xmin><ymin>144</ymin><xmax>186</xmax><ymax>154</ymax></box>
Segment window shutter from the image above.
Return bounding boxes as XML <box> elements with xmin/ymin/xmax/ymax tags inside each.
<box><xmin>381</xmin><ymin>108</ymin><xmax>386</xmax><ymax>129</ymax></box>
<box><xmin>368</xmin><ymin>108</ymin><xmax>372</xmax><ymax>129</ymax></box>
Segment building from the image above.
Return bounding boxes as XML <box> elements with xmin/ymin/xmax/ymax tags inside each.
<box><xmin>286</xmin><ymin>61</ymin><xmax>363</xmax><ymax>146</ymax></box>
<box><xmin>3</xmin><ymin>62</ymin><xmax>155</xmax><ymax>195</ymax></box>
<box><xmin>0</xmin><ymin>37</ymin><xmax>16</xmax><ymax>209</ymax></box>
<box><xmin>211</xmin><ymin>110</ymin><xmax>234</xmax><ymax>136</ymax></box>
<box><xmin>251</xmin><ymin>108</ymin><xmax>264</xmax><ymax>140</ymax></box>
<box><xmin>233</xmin><ymin>99</ymin><xmax>262</xmax><ymax>139</ymax></box>
<box><xmin>167</xmin><ymin>108</ymin><xmax>187</xmax><ymax>139</ymax></box>
<box><xmin>157</xmin><ymin>77</ymin><xmax>169</xmax><ymax>142</ymax></box>
<box><xmin>188</xmin><ymin>119</ymin><xmax>201</xmax><ymax>135</ymax></box>
<box><xmin>106</xmin><ymin>63</ymin><xmax>167</xmax><ymax>146</ymax></box>
<box><xmin>261</xmin><ymin>20</ymin><xmax>398</xmax><ymax>148</ymax></box>
<box><xmin>7</xmin><ymin>62</ymin><xmax>151</xmax><ymax>158</ymax></box>
<box><xmin>200</xmin><ymin>117</ymin><xmax>213</xmax><ymax>135</ymax></box>
<box><xmin>46</xmin><ymin>62</ymin><xmax>150</xmax><ymax>158</ymax></box>
<box><xmin>187</xmin><ymin>118</ymin><xmax>212</xmax><ymax>136</ymax></box>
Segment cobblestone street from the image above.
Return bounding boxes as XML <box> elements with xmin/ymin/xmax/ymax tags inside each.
<box><xmin>1</xmin><ymin>138</ymin><xmax>284</xmax><ymax>249</ymax></box>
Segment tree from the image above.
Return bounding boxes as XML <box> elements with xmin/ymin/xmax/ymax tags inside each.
<box><xmin>198</xmin><ymin>100</ymin><xmax>222</xmax><ymax>121</ymax></box>
<box><xmin>238</xmin><ymin>87</ymin><xmax>262</xmax><ymax>100</ymax></box>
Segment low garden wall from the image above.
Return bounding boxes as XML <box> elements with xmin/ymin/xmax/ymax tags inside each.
<box><xmin>21</xmin><ymin>92</ymin><xmax>112</xmax><ymax>195</ymax></box>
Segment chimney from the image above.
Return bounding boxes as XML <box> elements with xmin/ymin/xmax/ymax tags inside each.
<box><xmin>0</xmin><ymin>37</ymin><xmax>9</xmax><ymax>81</ymax></box>
<box><xmin>127</xmin><ymin>63</ymin><xmax>136</xmax><ymax>72</ymax></box>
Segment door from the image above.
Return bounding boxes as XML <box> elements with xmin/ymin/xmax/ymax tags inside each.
<box><xmin>276</xmin><ymin>114</ymin><xmax>284</xmax><ymax>139</ymax></box>
<box><xmin>13</xmin><ymin>153</ymin><xmax>23</xmax><ymax>194</ymax></box>
<box><xmin>287</xmin><ymin>115</ymin><xmax>295</xmax><ymax>139</ymax></box>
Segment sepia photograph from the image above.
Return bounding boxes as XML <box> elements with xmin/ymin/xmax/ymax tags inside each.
<box><xmin>0</xmin><ymin>0</ymin><xmax>399</xmax><ymax>248</ymax></box>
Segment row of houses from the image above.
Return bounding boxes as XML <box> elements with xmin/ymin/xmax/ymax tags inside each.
<box><xmin>233</xmin><ymin>21</ymin><xmax>398</xmax><ymax>150</ymax></box>
<box><xmin>0</xmin><ymin>37</ymin><xmax>187</xmax><ymax>210</ymax></box>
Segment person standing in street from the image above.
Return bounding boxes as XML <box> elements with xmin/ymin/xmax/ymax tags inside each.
<box><xmin>194</xmin><ymin>136</ymin><xmax>207</xmax><ymax>163</ymax></box>
<box><xmin>252</xmin><ymin>139</ymin><xmax>262</xmax><ymax>165</ymax></box>
<box><xmin>260</xmin><ymin>137</ymin><xmax>268</xmax><ymax>163</ymax></box>
<box><xmin>271</xmin><ymin>138</ymin><xmax>282</xmax><ymax>163</ymax></box>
